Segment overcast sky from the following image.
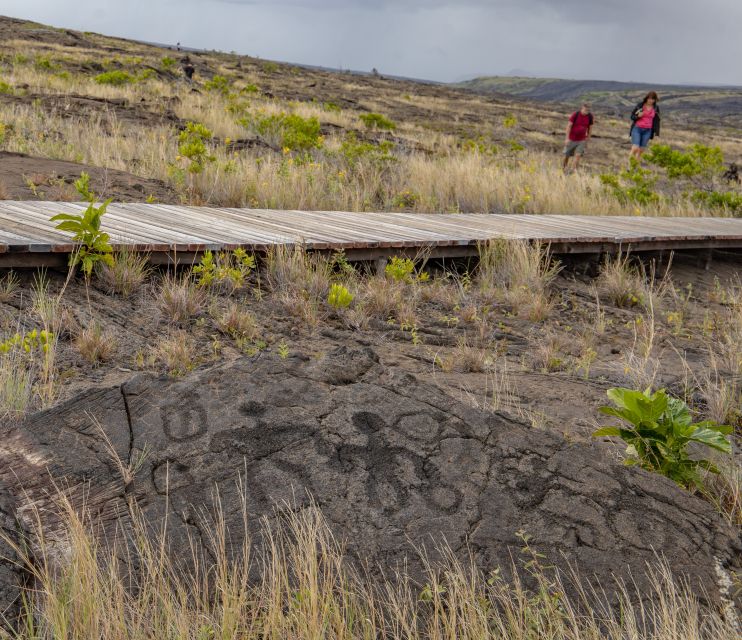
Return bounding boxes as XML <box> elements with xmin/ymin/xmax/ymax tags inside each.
<box><xmin>2</xmin><ymin>0</ymin><xmax>741</xmax><ymax>85</ymax></box>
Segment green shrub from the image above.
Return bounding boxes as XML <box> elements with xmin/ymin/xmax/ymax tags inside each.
<box><xmin>506</xmin><ymin>139</ymin><xmax>525</xmax><ymax>152</ymax></box>
<box><xmin>193</xmin><ymin>248</ymin><xmax>255</xmax><ymax>292</ymax></box>
<box><xmin>241</xmin><ymin>83</ymin><xmax>260</xmax><ymax>94</ymax></box>
<box><xmin>646</xmin><ymin>143</ymin><xmax>724</xmax><ymax>179</ymax></box>
<box><xmin>384</xmin><ymin>256</ymin><xmax>425</xmax><ymax>283</ymax></box>
<box><xmin>137</xmin><ymin>68</ymin><xmax>156</xmax><ymax>82</ymax></box>
<box><xmin>359</xmin><ymin>112</ymin><xmax>396</xmax><ymax>131</ymax></box>
<box><xmin>323</xmin><ymin>102</ymin><xmax>341</xmax><ymax>113</ymax></box>
<box><xmin>204</xmin><ymin>74</ymin><xmax>231</xmax><ymax>96</ymax></box>
<box><xmin>691</xmin><ymin>190</ymin><xmax>742</xmax><ymax>215</ymax></box>
<box><xmin>262</xmin><ymin>61</ymin><xmax>279</xmax><ymax>74</ymax></box>
<box><xmin>94</xmin><ymin>70</ymin><xmax>134</xmax><ymax>86</ymax></box>
<box><xmin>50</xmin><ymin>173</ymin><xmax>113</xmax><ymax>277</ymax></box>
<box><xmin>161</xmin><ymin>56</ymin><xmax>176</xmax><ymax>70</ymax></box>
<box><xmin>593</xmin><ymin>387</ymin><xmax>732</xmax><ymax>490</ymax></box>
<box><xmin>600</xmin><ymin>161</ymin><xmax>659</xmax><ymax>206</ymax></box>
<box><xmin>392</xmin><ymin>190</ymin><xmax>420</xmax><ymax>209</ymax></box>
<box><xmin>339</xmin><ymin>134</ymin><xmax>395</xmax><ymax>167</ymax></box>
<box><xmin>178</xmin><ymin>122</ymin><xmax>215</xmax><ymax>174</ymax></box>
<box><xmin>250</xmin><ymin>113</ymin><xmax>322</xmax><ymax>151</ymax></box>
<box><xmin>327</xmin><ymin>283</ymin><xmax>354</xmax><ymax>309</ymax></box>
<box><xmin>0</xmin><ymin>81</ymin><xmax>12</xmax><ymax>95</ymax></box>
<box><xmin>503</xmin><ymin>113</ymin><xmax>517</xmax><ymax>128</ymax></box>
<box><xmin>34</xmin><ymin>56</ymin><xmax>58</xmax><ymax>71</ymax></box>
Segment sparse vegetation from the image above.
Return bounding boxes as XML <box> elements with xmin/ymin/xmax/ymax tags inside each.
<box><xmin>1</xmin><ymin>495</ymin><xmax>738</xmax><ymax>640</ymax></box>
<box><xmin>95</xmin><ymin>249</ymin><xmax>150</xmax><ymax>297</ymax></box>
<box><xmin>157</xmin><ymin>272</ymin><xmax>207</xmax><ymax>324</ymax></box>
<box><xmin>75</xmin><ymin>322</ymin><xmax>115</xmax><ymax>365</ymax></box>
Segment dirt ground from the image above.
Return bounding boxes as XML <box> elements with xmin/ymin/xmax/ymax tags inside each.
<box><xmin>0</xmin><ymin>151</ymin><xmax>176</xmax><ymax>202</ymax></box>
<box><xmin>2</xmin><ymin>253</ymin><xmax>739</xmax><ymax>445</ymax></box>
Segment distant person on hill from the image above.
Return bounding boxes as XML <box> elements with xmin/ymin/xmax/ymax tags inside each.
<box><xmin>181</xmin><ymin>56</ymin><xmax>195</xmax><ymax>83</ymax></box>
<box><xmin>563</xmin><ymin>102</ymin><xmax>593</xmax><ymax>172</ymax></box>
<box><xmin>629</xmin><ymin>91</ymin><xmax>661</xmax><ymax>162</ymax></box>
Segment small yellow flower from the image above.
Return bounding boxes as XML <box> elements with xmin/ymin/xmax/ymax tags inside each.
<box><xmin>282</xmin><ymin>146</ymin><xmax>290</xmax><ymax>155</ymax></box>
<box><xmin>224</xmin><ymin>137</ymin><xmax>232</xmax><ymax>145</ymax></box>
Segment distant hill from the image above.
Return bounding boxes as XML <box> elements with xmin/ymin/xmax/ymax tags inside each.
<box><xmin>455</xmin><ymin>76</ymin><xmax>742</xmax><ymax>129</ymax></box>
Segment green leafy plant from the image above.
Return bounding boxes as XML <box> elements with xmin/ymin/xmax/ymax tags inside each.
<box><xmin>177</xmin><ymin>122</ymin><xmax>216</xmax><ymax>174</ymax></box>
<box><xmin>50</xmin><ymin>173</ymin><xmax>113</xmax><ymax>277</ymax></box>
<box><xmin>593</xmin><ymin>387</ymin><xmax>732</xmax><ymax>490</ymax></box>
<box><xmin>385</xmin><ymin>256</ymin><xmax>429</xmax><ymax>283</ymax></box>
<box><xmin>193</xmin><ymin>248</ymin><xmax>256</xmax><ymax>292</ymax></box>
<box><xmin>600</xmin><ymin>161</ymin><xmax>659</xmax><ymax>206</ymax></box>
<box><xmin>359</xmin><ymin>112</ymin><xmax>396</xmax><ymax>131</ymax></box>
<box><xmin>161</xmin><ymin>56</ymin><xmax>176</xmax><ymax>70</ymax></box>
<box><xmin>327</xmin><ymin>283</ymin><xmax>354</xmax><ymax>309</ymax></box>
<box><xmin>691</xmin><ymin>190</ymin><xmax>742</xmax><ymax>215</ymax></box>
<box><xmin>646</xmin><ymin>144</ymin><xmax>724</xmax><ymax>180</ymax></box>
<box><xmin>385</xmin><ymin>257</ymin><xmax>416</xmax><ymax>283</ymax></box>
<box><xmin>94</xmin><ymin>70</ymin><xmax>134</xmax><ymax>86</ymax></box>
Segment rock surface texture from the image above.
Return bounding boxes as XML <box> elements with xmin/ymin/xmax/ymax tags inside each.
<box><xmin>1</xmin><ymin>346</ymin><xmax>740</xmax><ymax>620</ymax></box>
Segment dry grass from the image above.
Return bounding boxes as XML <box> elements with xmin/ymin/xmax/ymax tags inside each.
<box><xmin>0</xmin><ymin>271</ymin><xmax>19</xmax><ymax>303</ymax></box>
<box><xmin>361</xmin><ymin>277</ymin><xmax>407</xmax><ymax>320</ymax></box>
<box><xmin>265</xmin><ymin>245</ymin><xmax>331</xmax><ymax>300</ymax></box>
<box><xmin>0</xmin><ymin>349</ymin><xmax>34</xmax><ymax>420</ymax></box>
<box><xmin>621</xmin><ymin>303</ymin><xmax>661</xmax><ymax>390</ymax></box>
<box><xmin>157</xmin><ymin>272</ymin><xmax>207</xmax><ymax>324</ymax></box>
<box><xmin>478</xmin><ymin>239</ymin><xmax>560</xmax><ymax>320</ymax></box>
<box><xmin>95</xmin><ymin>250</ymin><xmax>151</xmax><ymax>298</ymax></box>
<box><xmin>451</xmin><ymin>338</ymin><xmax>492</xmax><ymax>373</ymax></box>
<box><xmin>75</xmin><ymin>322</ymin><xmax>115</xmax><ymax>365</ymax></box>
<box><xmin>529</xmin><ymin>331</ymin><xmax>567</xmax><ymax>373</ymax></box>
<box><xmin>598</xmin><ymin>253</ymin><xmax>671</xmax><ymax>310</ymax></box>
<box><xmin>152</xmin><ymin>330</ymin><xmax>197</xmax><ymax>376</ymax></box>
<box><xmin>2</xmin><ymin>491</ymin><xmax>736</xmax><ymax>640</ymax></box>
<box><xmin>213</xmin><ymin>301</ymin><xmax>260</xmax><ymax>342</ymax></box>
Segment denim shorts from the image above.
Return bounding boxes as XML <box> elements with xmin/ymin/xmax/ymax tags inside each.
<box><xmin>631</xmin><ymin>126</ymin><xmax>652</xmax><ymax>148</ymax></box>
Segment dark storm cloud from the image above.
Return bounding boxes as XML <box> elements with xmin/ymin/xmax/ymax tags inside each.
<box><xmin>2</xmin><ymin>0</ymin><xmax>740</xmax><ymax>84</ymax></box>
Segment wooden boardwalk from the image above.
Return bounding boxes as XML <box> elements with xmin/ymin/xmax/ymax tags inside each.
<box><xmin>1</xmin><ymin>201</ymin><xmax>742</xmax><ymax>266</ymax></box>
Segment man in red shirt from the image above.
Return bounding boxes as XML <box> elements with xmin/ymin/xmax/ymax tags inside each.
<box><xmin>563</xmin><ymin>103</ymin><xmax>594</xmax><ymax>172</ymax></box>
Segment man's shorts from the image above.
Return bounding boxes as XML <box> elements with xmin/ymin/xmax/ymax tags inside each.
<box><xmin>564</xmin><ymin>140</ymin><xmax>587</xmax><ymax>157</ymax></box>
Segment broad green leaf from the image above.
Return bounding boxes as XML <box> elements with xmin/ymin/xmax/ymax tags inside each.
<box><xmin>54</xmin><ymin>221</ymin><xmax>84</xmax><ymax>233</ymax></box>
<box><xmin>689</xmin><ymin>428</ymin><xmax>732</xmax><ymax>453</ymax></box>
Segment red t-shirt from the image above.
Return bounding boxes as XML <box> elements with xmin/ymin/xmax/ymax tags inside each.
<box><xmin>569</xmin><ymin>112</ymin><xmax>593</xmax><ymax>141</ymax></box>
<box><xmin>635</xmin><ymin>106</ymin><xmax>655</xmax><ymax>129</ymax></box>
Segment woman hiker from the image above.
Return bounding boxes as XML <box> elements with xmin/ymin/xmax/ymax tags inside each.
<box><xmin>629</xmin><ymin>91</ymin><xmax>661</xmax><ymax>162</ymax></box>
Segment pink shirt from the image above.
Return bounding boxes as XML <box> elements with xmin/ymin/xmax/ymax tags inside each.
<box><xmin>635</xmin><ymin>106</ymin><xmax>655</xmax><ymax>129</ymax></box>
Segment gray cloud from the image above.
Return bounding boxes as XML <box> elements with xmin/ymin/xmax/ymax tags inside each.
<box><xmin>2</xmin><ymin>0</ymin><xmax>740</xmax><ymax>85</ymax></box>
